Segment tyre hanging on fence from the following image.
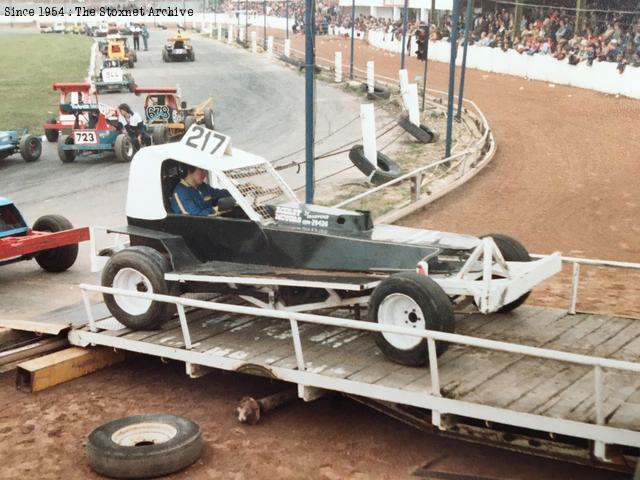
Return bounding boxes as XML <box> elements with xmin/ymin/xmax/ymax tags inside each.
<box><xmin>397</xmin><ymin>115</ymin><xmax>438</xmax><ymax>144</ymax></box>
<box><xmin>348</xmin><ymin>144</ymin><xmax>403</xmax><ymax>186</ymax></box>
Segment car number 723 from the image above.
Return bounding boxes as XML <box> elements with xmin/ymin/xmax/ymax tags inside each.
<box><xmin>74</xmin><ymin>131</ymin><xmax>98</xmax><ymax>144</ymax></box>
<box><xmin>182</xmin><ymin>125</ymin><xmax>226</xmax><ymax>155</ymax></box>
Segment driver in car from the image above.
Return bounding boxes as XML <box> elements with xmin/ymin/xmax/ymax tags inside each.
<box><xmin>171</xmin><ymin>166</ymin><xmax>234</xmax><ymax>216</ymax></box>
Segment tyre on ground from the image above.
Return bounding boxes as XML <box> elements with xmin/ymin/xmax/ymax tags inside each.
<box><xmin>348</xmin><ymin>144</ymin><xmax>403</xmax><ymax>186</ymax></box>
<box><xmin>19</xmin><ymin>134</ymin><xmax>42</xmax><ymax>162</ymax></box>
<box><xmin>397</xmin><ymin>115</ymin><xmax>438</xmax><ymax>144</ymax></box>
<box><xmin>482</xmin><ymin>233</ymin><xmax>532</xmax><ymax>313</ymax></box>
<box><xmin>32</xmin><ymin>215</ymin><xmax>79</xmax><ymax>272</ymax></box>
<box><xmin>101</xmin><ymin>246</ymin><xmax>176</xmax><ymax>330</ymax></box>
<box><xmin>86</xmin><ymin>414</ymin><xmax>202</xmax><ymax>479</ymax></box>
<box><xmin>203</xmin><ymin>108</ymin><xmax>215</xmax><ymax>130</ymax></box>
<box><xmin>57</xmin><ymin>135</ymin><xmax>76</xmax><ymax>163</ymax></box>
<box><xmin>369</xmin><ymin>272</ymin><xmax>454</xmax><ymax>367</ymax></box>
<box><xmin>114</xmin><ymin>133</ymin><xmax>135</xmax><ymax>162</ymax></box>
<box><xmin>45</xmin><ymin>118</ymin><xmax>60</xmax><ymax>142</ymax></box>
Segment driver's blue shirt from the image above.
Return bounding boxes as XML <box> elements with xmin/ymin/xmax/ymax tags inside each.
<box><xmin>170</xmin><ymin>179</ymin><xmax>230</xmax><ymax>216</ymax></box>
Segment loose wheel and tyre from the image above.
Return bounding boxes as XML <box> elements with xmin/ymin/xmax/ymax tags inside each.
<box><xmin>19</xmin><ymin>134</ymin><xmax>42</xmax><ymax>162</ymax></box>
<box><xmin>203</xmin><ymin>108</ymin><xmax>215</xmax><ymax>130</ymax></box>
<box><xmin>32</xmin><ymin>215</ymin><xmax>79</xmax><ymax>272</ymax></box>
<box><xmin>361</xmin><ymin>83</ymin><xmax>391</xmax><ymax>101</ymax></box>
<box><xmin>45</xmin><ymin>118</ymin><xmax>60</xmax><ymax>142</ymax></box>
<box><xmin>102</xmin><ymin>246</ymin><xmax>176</xmax><ymax>330</ymax></box>
<box><xmin>86</xmin><ymin>414</ymin><xmax>202</xmax><ymax>479</ymax></box>
<box><xmin>348</xmin><ymin>145</ymin><xmax>403</xmax><ymax>186</ymax></box>
<box><xmin>482</xmin><ymin>234</ymin><xmax>532</xmax><ymax>313</ymax></box>
<box><xmin>369</xmin><ymin>272</ymin><xmax>454</xmax><ymax>367</ymax></box>
<box><xmin>114</xmin><ymin>133</ymin><xmax>135</xmax><ymax>162</ymax></box>
<box><xmin>57</xmin><ymin>135</ymin><xmax>76</xmax><ymax>163</ymax></box>
<box><xmin>152</xmin><ymin>124</ymin><xmax>168</xmax><ymax>145</ymax></box>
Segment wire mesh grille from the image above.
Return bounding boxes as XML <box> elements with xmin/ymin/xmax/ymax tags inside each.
<box><xmin>224</xmin><ymin>164</ymin><xmax>291</xmax><ymax>222</ymax></box>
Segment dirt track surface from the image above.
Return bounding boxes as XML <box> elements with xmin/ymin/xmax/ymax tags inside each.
<box><xmin>0</xmin><ymin>356</ymin><xmax>627</xmax><ymax>480</ymax></box>
<box><xmin>0</xmin><ymin>30</ymin><xmax>638</xmax><ymax>480</ymax></box>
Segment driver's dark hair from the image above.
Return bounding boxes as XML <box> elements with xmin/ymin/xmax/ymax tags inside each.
<box><xmin>118</xmin><ymin>103</ymin><xmax>133</xmax><ymax>114</ymax></box>
<box><xmin>181</xmin><ymin>164</ymin><xmax>198</xmax><ymax>178</ymax></box>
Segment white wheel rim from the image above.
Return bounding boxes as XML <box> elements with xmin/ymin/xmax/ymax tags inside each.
<box><xmin>112</xmin><ymin>267</ymin><xmax>153</xmax><ymax>315</ymax></box>
<box><xmin>377</xmin><ymin>293</ymin><xmax>425</xmax><ymax>350</ymax></box>
<box><xmin>111</xmin><ymin>422</ymin><xmax>177</xmax><ymax>447</ymax></box>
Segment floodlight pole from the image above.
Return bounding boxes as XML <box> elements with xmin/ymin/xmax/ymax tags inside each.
<box><xmin>349</xmin><ymin>0</ymin><xmax>355</xmax><ymax>79</ymax></box>
<box><xmin>456</xmin><ymin>0</ymin><xmax>473</xmax><ymax>120</ymax></box>
<box><xmin>263</xmin><ymin>0</ymin><xmax>267</xmax><ymax>49</ymax></box>
<box><xmin>400</xmin><ymin>0</ymin><xmax>409</xmax><ymax>70</ymax></box>
<box><xmin>304</xmin><ymin>0</ymin><xmax>315</xmax><ymax>203</ymax></box>
<box><xmin>444</xmin><ymin>0</ymin><xmax>460</xmax><ymax>159</ymax></box>
<box><xmin>286</xmin><ymin>0</ymin><xmax>289</xmax><ymax>39</ymax></box>
<box><xmin>237</xmin><ymin>0</ymin><xmax>240</xmax><ymax>40</ymax></box>
<box><xmin>421</xmin><ymin>0</ymin><xmax>435</xmax><ymax>111</ymax></box>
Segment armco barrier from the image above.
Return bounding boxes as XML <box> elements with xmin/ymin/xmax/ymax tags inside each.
<box><xmin>367</xmin><ymin>30</ymin><xmax>640</xmax><ymax>99</ymax></box>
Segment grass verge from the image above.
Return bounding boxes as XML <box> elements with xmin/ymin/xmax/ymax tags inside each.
<box><xmin>0</xmin><ymin>33</ymin><xmax>92</xmax><ymax>133</ymax></box>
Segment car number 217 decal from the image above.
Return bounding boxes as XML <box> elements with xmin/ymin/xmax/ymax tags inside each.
<box><xmin>74</xmin><ymin>131</ymin><xmax>98</xmax><ymax>144</ymax></box>
<box><xmin>181</xmin><ymin>125</ymin><xmax>227</xmax><ymax>156</ymax></box>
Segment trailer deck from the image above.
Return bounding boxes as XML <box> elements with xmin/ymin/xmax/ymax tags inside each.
<box><xmin>69</xmin><ymin>289</ymin><xmax>640</xmax><ymax>467</ymax></box>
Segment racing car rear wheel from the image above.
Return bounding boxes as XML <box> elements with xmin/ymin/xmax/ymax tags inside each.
<box><xmin>114</xmin><ymin>134</ymin><xmax>135</xmax><ymax>162</ymax></box>
<box><xmin>45</xmin><ymin>118</ymin><xmax>59</xmax><ymax>142</ymax></box>
<box><xmin>19</xmin><ymin>134</ymin><xmax>42</xmax><ymax>162</ymax></box>
<box><xmin>152</xmin><ymin>125</ymin><xmax>168</xmax><ymax>145</ymax></box>
<box><xmin>481</xmin><ymin>234</ymin><xmax>532</xmax><ymax>313</ymax></box>
<box><xmin>58</xmin><ymin>135</ymin><xmax>76</xmax><ymax>163</ymax></box>
<box><xmin>187</xmin><ymin>50</ymin><xmax>195</xmax><ymax>61</ymax></box>
<box><xmin>369</xmin><ymin>272</ymin><xmax>454</xmax><ymax>367</ymax></box>
<box><xmin>102</xmin><ymin>246</ymin><xmax>176</xmax><ymax>330</ymax></box>
<box><xmin>203</xmin><ymin>108</ymin><xmax>215</xmax><ymax>130</ymax></box>
<box><xmin>32</xmin><ymin>215</ymin><xmax>79</xmax><ymax>272</ymax></box>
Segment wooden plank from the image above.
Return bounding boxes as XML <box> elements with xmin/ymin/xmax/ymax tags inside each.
<box><xmin>0</xmin><ymin>302</ymin><xmax>110</xmax><ymax>334</ymax></box>
<box><xmin>197</xmin><ymin>318</ymin><xmax>283</xmax><ymax>357</ymax></box>
<box><xmin>0</xmin><ymin>337</ymin><xmax>68</xmax><ymax>367</ymax></box>
<box><xmin>608</xmin><ymin>399</ymin><xmax>640</xmax><ymax>430</ymax></box>
<box><xmin>507</xmin><ymin>317</ymin><xmax>640</xmax><ymax>415</ymax></box>
<box><xmin>16</xmin><ymin>347</ymin><xmax>125</xmax><ymax>392</ymax></box>
<box><xmin>439</xmin><ymin>309</ymin><xmax>574</xmax><ymax>398</ymax></box>
<box><xmin>461</xmin><ymin>315</ymin><xmax>632</xmax><ymax>409</ymax></box>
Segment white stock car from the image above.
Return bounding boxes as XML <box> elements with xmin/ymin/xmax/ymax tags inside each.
<box><xmin>97</xmin><ymin>124</ymin><xmax>562</xmax><ymax>367</ymax></box>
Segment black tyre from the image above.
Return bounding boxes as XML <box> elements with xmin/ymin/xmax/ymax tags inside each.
<box><xmin>162</xmin><ymin>50</ymin><xmax>170</xmax><ymax>62</ymax></box>
<box><xmin>482</xmin><ymin>234</ymin><xmax>532</xmax><ymax>313</ymax></box>
<box><xmin>397</xmin><ymin>115</ymin><xmax>438</xmax><ymax>144</ymax></box>
<box><xmin>203</xmin><ymin>108</ymin><xmax>215</xmax><ymax>130</ymax></box>
<box><xmin>152</xmin><ymin>124</ymin><xmax>168</xmax><ymax>145</ymax></box>
<box><xmin>362</xmin><ymin>83</ymin><xmax>391</xmax><ymax>100</ymax></box>
<box><xmin>348</xmin><ymin>144</ymin><xmax>403</xmax><ymax>186</ymax></box>
<box><xmin>57</xmin><ymin>135</ymin><xmax>76</xmax><ymax>163</ymax></box>
<box><xmin>32</xmin><ymin>215</ymin><xmax>79</xmax><ymax>272</ymax></box>
<box><xmin>128</xmin><ymin>59</ymin><xmax>135</xmax><ymax>68</ymax></box>
<box><xmin>102</xmin><ymin>246</ymin><xmax>176</xmax><ymax>330</ymax></box>
<box><xmin>114</xmin><ymin>133</ymin><xmax>134</xmax><ymax>162</ymax></box>
<box><xmin>369</xmin><ymin>272</ymin><xmax>454</xmax><ymax>367</ymax></box>
<box><xmin>45</xmin><ymin>118</ymin><xmax>60</xmax><ymax>142</ymax></box>
<box><xmin>184</xmin><ymin>115</ymin><xmax>195</xmax><ymax>131</ymax></box>
<box><xmin>86</xmin><ymin>414</ymin><xmax>202</xmax><ymax>479</ymax></box>
<box><xmin>19</xmin><ymin>134</ymin><xmax>42</xmax><ymax>162</ymax></box>
<box><xmin>188</xmin><ymin>50</ymin><xmax>195</xmax><ymax>61</ymax></box>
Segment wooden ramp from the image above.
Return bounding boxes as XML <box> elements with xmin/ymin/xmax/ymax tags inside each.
<box><xmin>69</xmin><ymin>304</ymin><xmax>640</xmax><ymax>432</ymax></box>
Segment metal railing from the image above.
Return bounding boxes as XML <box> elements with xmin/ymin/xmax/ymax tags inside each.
<box><xmin>79</xmin><ymin>282</ymin><xmax>640</xmax><ymax>457</ymax></box>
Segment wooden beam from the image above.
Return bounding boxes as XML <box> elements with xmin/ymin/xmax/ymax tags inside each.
<box><xmin>0</xmin><ymin>337</ymin><xmax>68</xmax><ymax>368</ymax></box>
<box><xmin>16</xmin><ymin>347</ymin><xmax>125</xmax><ymax>393</ymax></box>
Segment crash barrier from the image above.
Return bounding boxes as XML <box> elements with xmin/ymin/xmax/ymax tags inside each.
<box><xmin>367</xmin><ymin>30</ymin><xmax>640</xmax><ymax>99</ymax></box>
<box><xmin>77</xmin><ymin>281</ymin><xmax>640</xmax><ymax>462</ymax></box>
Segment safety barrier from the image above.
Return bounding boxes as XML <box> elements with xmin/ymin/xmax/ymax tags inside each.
<box><xmin>367</xmin><ymin>30</ymin><xmax>640</xmax><ymax>99</ymax></box>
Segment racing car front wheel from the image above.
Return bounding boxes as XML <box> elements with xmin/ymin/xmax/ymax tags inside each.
<box><xmin>19</xmin><ymin>134</ymin><xmax>42</xmax><ymax>162</ymax></box>
<box><xmin>45</xmin><ymin>118</ymin><xmax>59</xmax><ymax>142</ymax></box>
<box><xmin>481</xmin><ymin>234</ymin><xmax>532</xmax><ymax>313</ymax></box>
<box><xmin>152</xmin><ymin>125</ymin><xmax>168</xmax><ymax>145</ymax></box>
<box><xmin>32</xmin><ymin>215</ymin><xmax>79</xmax><ymax>272</ymax></box>
<box><xmin>57</xmin><ymin>135</ymin><xmax>76</xmax><ymax>163</ymax></box>
<box><xmin>203</xmin><ymin>108</ymin><xmax>215</xmax><ymax>130</ymax></box>
<box><xmin>102</xmin><ymin>246</ymin><xmax>176</xmax><ymax>330</ymax></box>
<box><xmin>369</xmin><ymin>272</ymin><xmax>454</xmax><ymax>367</ymax></box>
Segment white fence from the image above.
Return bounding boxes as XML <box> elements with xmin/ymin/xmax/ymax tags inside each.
<box><xmin>367</xmin><ymin>30</ymin><xmax>640</xmax><ymax>99</ymax></box>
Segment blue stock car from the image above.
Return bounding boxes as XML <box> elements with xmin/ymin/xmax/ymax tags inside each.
<box><xmin>0</xmin><ymin>131</ymin><xmax>42</xmax><ymax>163</ymax></box>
